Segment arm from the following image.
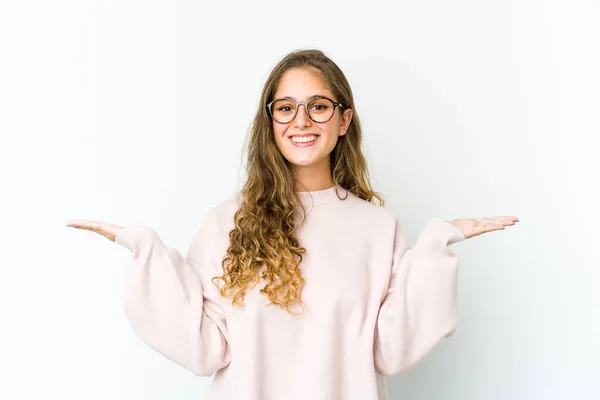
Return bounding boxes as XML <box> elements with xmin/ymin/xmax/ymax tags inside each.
<box><xmin>374</xmin><ymin>217</ymin><xmax>465</xmax><ymax>376</ymax></box>
<box><xmin>115</xmin><ymin>210</ymin><xmax>231</xmax><ymax>376</ymax></box>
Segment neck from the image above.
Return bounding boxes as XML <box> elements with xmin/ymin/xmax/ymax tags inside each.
<box><xmin>290</xmin><ymin>158</ymin><xmax>334</xmax><ymax>192</ymax></box>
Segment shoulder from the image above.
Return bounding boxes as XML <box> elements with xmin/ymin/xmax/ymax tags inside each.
<box><xmin>202</xmin><ymin>192</ymin><xmax>241</xmax><ymax>232</ymax></box>
<box><xmin>188</xmin><ymin>194</ymin><xmax>239</xmax><ymax>256</ymax></box>
<box><xmin>343</xmin><ymin>190</ymin><xmax>398</xmax><ymax>231</ymax></box>
<box><xmin>345</xmin><ymin>190</ymin><xmax>397</xmax><ymax>220</ymax></box>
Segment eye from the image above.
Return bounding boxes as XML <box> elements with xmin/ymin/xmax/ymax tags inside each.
<box><xmin>308</xmin><ymin>98</ymin><xmax>333</xmax><ymax>111</ymax></box>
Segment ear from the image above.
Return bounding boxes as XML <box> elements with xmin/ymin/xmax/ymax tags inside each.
<box><xmin>338</xmin><ymin>108</ymin><xmax>353</xmax><ymax>136</ymax></box>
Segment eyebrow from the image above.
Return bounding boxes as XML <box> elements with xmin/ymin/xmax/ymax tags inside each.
<box><xmin>275</xmin><ymin>94</ymin><xmax>330</xmax><ymax>101</ymax></box>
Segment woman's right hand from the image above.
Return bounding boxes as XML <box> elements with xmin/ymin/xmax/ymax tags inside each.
<box><xmin>66</xmin><ymin>219</ymin><xmax>124</xmax><ymax>242</ymax></box>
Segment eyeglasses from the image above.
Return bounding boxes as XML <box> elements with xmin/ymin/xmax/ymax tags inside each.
<box><xmin>266</xmin><ymin>96</ymin><xmax>345</xmax><ymax>124</ymax></box>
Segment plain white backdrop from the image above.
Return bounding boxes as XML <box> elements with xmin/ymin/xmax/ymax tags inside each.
<box><xmin>3</xmin><ymin>0</ymin><xmax>599</xmax><ymax>399</ymax></box>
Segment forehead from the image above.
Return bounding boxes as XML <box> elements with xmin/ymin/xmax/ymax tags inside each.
<box><xmin>274</xmin><ymin>67</ymin><xmax>333</xmax><ymax>101</ymax></box>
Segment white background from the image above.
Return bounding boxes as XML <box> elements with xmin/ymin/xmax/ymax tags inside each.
<box><xmin>2</xmin><ymin>0</ymin><xmax>599</xmax><ymax>399</ymax></box>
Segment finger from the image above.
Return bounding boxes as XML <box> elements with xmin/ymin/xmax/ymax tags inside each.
<box><xmin>66</xmin><ymin>221</ymin><xmax>107</xmax><ymax>235</ymax></box>
<box><xmin>67</xmin><ymin>223</ymin><xmax>99</xmax><ymax>231</ymax></box>
<box><xmin>66</xmin><ymin>219</ymin><xmax>105</xmax><ymax>229</ymax></box>
<box><xmin>488</xmin><ymin>216</ymin><xmax>519</xmax><ymax>222</ymax></box>
<box><xmin>79</xmin><ymin>226</ymin><xmax>106</xmax><ymax>236</ymax></box>
<box><xmin>74</xmin><ymin>225</ymin><xmax>114</xmax><ymax>241</ymax></box>
<box><xmin>478</xmin><ymin>217</ymin><xmax>518</xmax><ymax>226</ymax></box>
<box><xmin>487</xmin><ymin>219</ymin><xmax>516</xmax><ymax>226</ymax></box>
<box><xmin>479</xmin><ymin>216</ymin><xmax>518</xmax><ymax>222</ymax></box>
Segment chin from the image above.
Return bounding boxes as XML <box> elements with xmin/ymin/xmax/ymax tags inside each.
<box><xmin>287</xmin><ymin>154</ymin><xmax>328</xmax><ymax>168</ymax></box>
<box><xmin>287</xmin><ymin>159</ymin><xmax>316</xmax><ymax>167</ymax></box>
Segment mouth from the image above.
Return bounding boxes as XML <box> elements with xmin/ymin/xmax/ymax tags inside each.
<box><xmin>289</xmin><ymin>134</ymin><xmax>320</xmax><ymax>148</ymax></box>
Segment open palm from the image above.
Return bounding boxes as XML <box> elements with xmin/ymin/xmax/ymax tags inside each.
<box><xmin>447</xmin><ymin>216</ymin><xmax>519</xmax><ymax>239</ymax></box>
<box><xmin>66</xmin><ymin>219</ymin><xmax>123</xmax><ymax>242</ymax></box>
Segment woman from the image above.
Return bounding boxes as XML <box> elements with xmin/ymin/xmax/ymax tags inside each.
<box><xmin>67</xmin><ymin>49</ymin><xmax>518</xmax><ymax>400</ymax></box>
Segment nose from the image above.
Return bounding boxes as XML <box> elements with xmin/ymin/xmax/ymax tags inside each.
<box><xmin>293</xmin><ymin>103</ymin><xmax>311</xmax><ymax>128</ymax></box>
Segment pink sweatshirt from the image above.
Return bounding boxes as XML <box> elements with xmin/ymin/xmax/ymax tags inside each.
<box><xmin>115</xmin><ymin>184</ymin><xmax>466</xmax><ymax>400</ymax></box>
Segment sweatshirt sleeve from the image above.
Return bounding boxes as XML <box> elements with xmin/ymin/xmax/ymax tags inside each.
<box><xmin>374</xmin><ymin>217</ymin><xmax>466</xmax><ymax>376</ymax></box>
<box><xmin>114</xmin><ymin>210</ymin><xmax>231</xmax><ymax>376</ymax></box>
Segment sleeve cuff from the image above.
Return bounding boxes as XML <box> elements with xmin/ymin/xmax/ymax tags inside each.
<box><xmin>114</xmin><ymin>227</ymin><xmax>133</xmax><ymax>251</ymax></box>
<box><xmin>414</xmin><ymin>217</ymin><xmax>466</xmax><ymax>251</ymax></box>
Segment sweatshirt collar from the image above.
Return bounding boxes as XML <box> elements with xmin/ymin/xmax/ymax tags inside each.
<box><xmin>295</xmin><ymin>184</ymin><xmax>349</xmax><ymax>205</ymax></box>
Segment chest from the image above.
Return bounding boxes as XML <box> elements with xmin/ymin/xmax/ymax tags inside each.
<box><xmin>230</xmin><ymin>232</ymin><xmax>389</xmax><ymax>324</ymax></box>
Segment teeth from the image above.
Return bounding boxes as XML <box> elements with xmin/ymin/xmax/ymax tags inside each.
<box><xmin>291</xmin><ymin>135</ymin><xmax>317</xmax><ymax>143</ymax></box>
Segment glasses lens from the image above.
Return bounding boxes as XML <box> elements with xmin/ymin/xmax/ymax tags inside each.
<box><xmin>271</xmin><ymin>99</ymin><xmax>296</xmax><ymax>123</ymax></box>
<box><xmin>270</xmin><ymin>98</ymin><xmax>336</xmax><ymax>123</ymax></box>
<box><xmin>307</xmin><ymin>98</ymin><xmax>335</xmax><ymax>122</ymax></box>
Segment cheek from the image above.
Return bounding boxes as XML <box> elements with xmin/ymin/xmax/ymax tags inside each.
<box><xmin>273</xmin><ymin>124</ymin><xmax>284</xmax><ymax>137</ymax></box>
<box><xmin>273</xmin><ymin>124</ymin><xmax>282</xmax><ymax>137</ymax></box>
<box><xmin>272</xmin><ymin>125</ymin><xmax>287</xmax><ymax>149</ymax></box>
<box><xmin>321</xmin><ymin>122</ymin><xmax>340</xmax><ymax>140</ymax></box>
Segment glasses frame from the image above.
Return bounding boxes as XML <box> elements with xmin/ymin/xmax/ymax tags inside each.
<box><xmin>266</xmin><ymin>95</ymin><xmax>346</xmax><ymax>124</ymax></box>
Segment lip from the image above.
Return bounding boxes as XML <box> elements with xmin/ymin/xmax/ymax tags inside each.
<box><xmin>289</xmin><ymin>133</ymin><xmax>319</xmax><ymax>148</ymax></box>
<box><xmin>288</xmin><ymin>133</ymin><xmax>320</xmax><ymax>138</ymax></box>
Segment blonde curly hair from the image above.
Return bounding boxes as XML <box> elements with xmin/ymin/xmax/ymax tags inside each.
<box><xmin>212</xmin><ymin>49</ymin><xmax>384</xmax><ymax>315</ymax></box>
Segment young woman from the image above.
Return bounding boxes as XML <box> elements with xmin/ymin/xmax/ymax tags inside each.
<box><xmin>67</xmin><ymin>49</ymin><xmax>518</xmax><ymax>400</ymax></box>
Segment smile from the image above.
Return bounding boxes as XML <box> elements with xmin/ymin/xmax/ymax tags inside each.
<box><xmin>289</xmin><ymin>135</ymin><xmax>319</xmax><ymax>148</ymax></box>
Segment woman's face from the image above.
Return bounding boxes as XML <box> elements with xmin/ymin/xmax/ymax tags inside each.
<box><xmin>271</xmin><ymin>68</ymin><xmax>352</xmax><ymax>173</ymax></box>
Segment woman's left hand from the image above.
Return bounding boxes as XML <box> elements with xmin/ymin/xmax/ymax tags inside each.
<box><xmin>447</xmin><ymin>216</ymin><xmax>519</xmax><ymax>239</ymax></box>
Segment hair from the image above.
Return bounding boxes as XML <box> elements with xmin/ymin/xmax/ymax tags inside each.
<box><xmin>211</xmin><ymin>48</ymin><xmax>385</xmax><ymax>316</ymax></box>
